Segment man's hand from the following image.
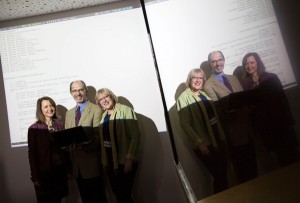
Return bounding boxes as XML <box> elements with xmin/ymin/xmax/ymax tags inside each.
<box><xmin>198</xmin><ymin>143</ymin><xmax>210</xmax><ymax>155</ymax></box>
<box><xmin>124</xmin><ymin>159</ymin><xmax>133</xmax><ymax>173</ymax></box>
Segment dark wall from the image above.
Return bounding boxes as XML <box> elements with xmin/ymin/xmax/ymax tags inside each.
<box><xmin>272</xmin><ymin>0</ymin><xmax>300</xmax><ymax>145</ymax></box>
<box><xmin>273</xmin><ymin>0</ymin><xmax>300</xmax><ymax>83</ymax></box>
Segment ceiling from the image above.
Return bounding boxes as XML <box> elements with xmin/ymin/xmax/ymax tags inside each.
<box><xmin>0</xmin><ymin>0</ymin><xmax>125</xmax><ymax>22</ymax></box>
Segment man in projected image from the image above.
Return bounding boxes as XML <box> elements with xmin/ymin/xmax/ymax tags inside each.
<box><xmin>65</xmin><ymin>80</ymin><xmax>106</xmax><ymax>203</ymax></box>
<box><xmin>203</xmin><ymin>51</ymin><xmax>258</xmax><ymax>184</ymax></box>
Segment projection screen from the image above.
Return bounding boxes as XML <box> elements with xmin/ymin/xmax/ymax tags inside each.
<box><xmin>145</xmin><ymin>0</ymin><xmax>297</xmax><ymax>109</ymax></box>
<box><xmin>0</xmin><ymin>0</ymin><xmax>297</xmax><ymax>147</ymax></box>
<box><xmin>0</xmin><ymin>4</ymin><xmax>166</xmax><ymax>147</ymax></box>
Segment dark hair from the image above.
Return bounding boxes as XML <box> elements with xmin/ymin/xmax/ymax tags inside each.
<box><xmin>69</xmin><ymin>80</ymin><xmax>88</xmax><ymax>92</ymax></box>
<box><xmin>36</xmin><ymin>96</ymin><xmax>58</xmax><ymax>123</ymax></box>
<box><xmin>208</xmin><ymin>50</ymin><xmax>225</xmax><ymax>65</ymax></box>
<box><xmin>242</xmin><ymin>52</ymin><xmax>266</xmax><ymax>78</ymax></box>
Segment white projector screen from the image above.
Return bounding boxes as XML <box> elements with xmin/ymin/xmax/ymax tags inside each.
<box><xmin>146</xmin><ymin>0</ymin><xmax>297</xmax><ymax>109</ymax></box>
<box><xmin>0</xmin><ymin>0</ymin><xmax>297</xmax><ymax>147</ymax></box>
<box><xmin>0</xmin><ymin>5</ymin><xmax>166</xmax><ymax>147</ymax></box>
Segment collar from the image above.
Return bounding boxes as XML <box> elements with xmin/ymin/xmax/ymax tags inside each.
<box><xmin>76</xmin><ymin>100</ymin><xmax>88</xmax><ymax>113</ymax></box>
<box><xmin>212</xmin><ymin>73</ymin><xmax>225</xmax><ymax>83</ymax></box>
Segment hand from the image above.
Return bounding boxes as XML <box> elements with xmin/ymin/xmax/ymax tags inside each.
<box><xmin>241</xmin><ymin>105</ymin><xmax>253</xmax><ymax>113</ymax></box>
<box><xmin>67</xmin><ymin>143</ymin><xmax>83</xmax><ymax>151</ymax></box>
<box><xmin>33</xmin><ymin>181</ymin><xmax>41</xmax><ymax>187</ymax></box>
<box><xmin>124</xmin><ymin>159</ymin><xmax>133</xmax><ymax>174</ymax></box>
<box><xmin>67</xmin><ymin>173</ymin><xmax>73</xmax><ymax>179</ymax></box>
<box><xmin>76</xmin><ymin>144</ymin><xmax>83</xmax><ymax>150</ymax></box>
<box><xmin>67</xmin><ymin>169</ymin><xmax>73</xmax><ymax>179</ymax></box>
<box><xmin>66</xmin><ymin>143</ymin><xmax>76</xmax><ymax>152</ymax></box>
<box><xmin>198</xmin><ymin>143</ymin><xmax>210</xmax><ymax>155</ymax></box>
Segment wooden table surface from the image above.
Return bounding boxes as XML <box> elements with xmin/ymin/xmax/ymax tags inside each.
<box><xmin>198</xmin><ymin>162</ymin><xmax>300</xmax><ymax>203</ymax></box>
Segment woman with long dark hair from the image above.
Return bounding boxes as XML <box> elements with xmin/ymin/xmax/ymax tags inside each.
<box><xmin>242</xmin><ymin>52</ymin><xmax>299</xmax><ymax>167</ymax></box>
<box><xmin>28</xmin><ymin>96</ymin><xmax>69</xmax><ymax>203</ymax></box>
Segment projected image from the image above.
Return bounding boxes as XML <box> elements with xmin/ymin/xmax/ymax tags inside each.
<box><xmin>0</xmin><ymin>5</ymin><xmax>166</xmax><ymax>147</ymax></box>
<box><xmin>146</xmin><ymin>0</ymin><xmax>296</xmax><ymax>110</ymax></box>
<box><xmin>0</xmin><ymin>0</ymin><xmax>298</xmax><ymax>202</ymax></box>
<box><xmin>145</xmin><ymin>0</ymin><xmax>298</xmax><ymax>199</ymax></box>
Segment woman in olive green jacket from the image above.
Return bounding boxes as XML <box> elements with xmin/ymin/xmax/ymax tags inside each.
<box><xmin>176</xmin><ymin>68</ymin><xmax>228</xmax><ymax>194</ymax></box>
<box><xmin>96</xmin><ymin>88</ymin><xmax>140</xmax><ymax>203</ymax></box>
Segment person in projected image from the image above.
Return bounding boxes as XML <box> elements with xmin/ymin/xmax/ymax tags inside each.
<box><xmin>65</xmin><ymin>80</ymin><xmax>106</xmax><ymax>203</ymax></box>
<box><xmin>242</xmin><ymin>52</ymin><xmax>299</xmax><ymax>167</ymax></box>
<box><xmin>28</xmin><ymin>96</ymin><xmax>70</xmax><ymax>203</ymax></box>
<box><xmin>95</xmin><ymin>88</ymin><xmax>140</xmax><ymax>203</ymax></box>
<box><xmin>176</xmin><ymin>68</ymin><xmax>228</xmax><ymax>194</ymax></box>
<box><xmin>203</xmin><ymin>51</ymin><xmax>258</xmax><ymax>184</ymax></box>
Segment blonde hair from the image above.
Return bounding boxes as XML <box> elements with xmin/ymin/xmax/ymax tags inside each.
<box><xmin>95</xmin><ymin>88</ymin><xmax>118</xmax><ymax>107</ymax></box>
<box><xmin>185</xmin><ymin>68</ymin><xmax>206</xmax><ymax>88</ymax></box>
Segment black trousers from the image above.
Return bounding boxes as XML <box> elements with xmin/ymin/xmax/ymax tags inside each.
<box><xmin>261</xmin><ymin>126</ymin><xmax>299</xmax><ymax>167</ymax></box>
<box><xmin>76</xmin><ymin>171</ymin><xmax>106</xmax><ymax>203</ymax></box>
<box><xmin>195</xmin><ymin>145</ymin><xmax>228</xmax><ymax>194</ymax></box>
<box><xmin>230</xmin><ymin>142</ymin><xmax>258</xmax><ymax>184</ymax></box>
<box><xmin>107</xmin><ymin>162</ymin><xmax>138</xmax><ymax>203</ymax></box>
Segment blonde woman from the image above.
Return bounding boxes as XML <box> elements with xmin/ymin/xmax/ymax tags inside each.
<box><xmin>177</xmin><ymin>69</ymin><xmax>228</xmax><ymax>194</ymax></box>
<box><xmin>96</xmin><ymin>88</ymin><xmax>140</xmax><ymax>203</ymax></box>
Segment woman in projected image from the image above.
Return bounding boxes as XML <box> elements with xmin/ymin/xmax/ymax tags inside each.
<box><xmin>242</xmin><ymin>52</ymin><xmax>299</xmax><ymax>167</ymax></box>
<box><xmin>95</xmin><ymin>88</ymin><xmax>140</xmax><ymax>203</ymax></box>
<box><xmin>28</xmin><ymin>96</ymin><xmax>69</xmax><ymax>203</ymax></box>
<box><xmin>176</xmin><ymin>68</ymin><xmax>228</xmax><ymax>194</ymax></box>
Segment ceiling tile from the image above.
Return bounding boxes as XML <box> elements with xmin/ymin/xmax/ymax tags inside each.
<box><xmin>0</xmin><ymin>0</ymin><xmax>125</xmax><ymax>21</ymax></box>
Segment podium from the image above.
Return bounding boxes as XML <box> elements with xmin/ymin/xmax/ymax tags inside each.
<box><xmin>218</xmin><ymin>87</ymin><xmax>260</xmax><ymax>111</ymax></box>
<box><xmin>51</xmin><ymin>126</ymin><xmax>96</xmax><ymax>148</ymax></box>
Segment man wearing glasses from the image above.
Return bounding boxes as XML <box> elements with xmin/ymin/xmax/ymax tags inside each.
<box><xmin>65</xmin><ymin>80</ymin><xmax>106</xmax><ymax>202</ymax></box>
<box><xmin>204</xmin><ymin>51</ymin><xmax>258</xmax><ymax>184</ymax></box>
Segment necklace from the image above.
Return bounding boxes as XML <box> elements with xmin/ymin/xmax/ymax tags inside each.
<box><xmin>46</xmin><ymin>119</ymin><xmax>55</xmax><ymax>132</ymax></box>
